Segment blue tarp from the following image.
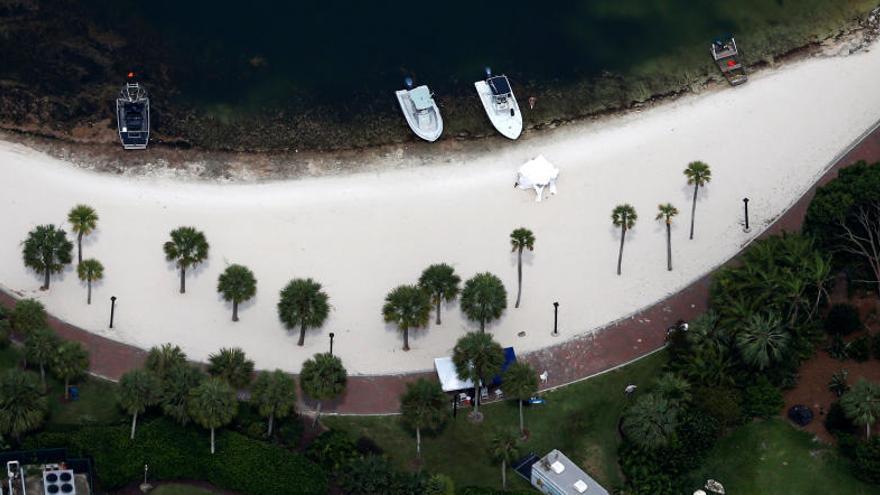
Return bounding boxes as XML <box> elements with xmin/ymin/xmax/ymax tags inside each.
<box><xmin>490</xmin><ymin>347</ymin><xmax>517</xmax><ymax>387</ymax></box>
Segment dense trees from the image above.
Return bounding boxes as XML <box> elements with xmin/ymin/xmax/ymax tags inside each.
<box><xmin>300</xmin><ymin>353</ymin><xmax>347</xmax><ymax>427</ymax></box>
<box><xmin>400</xmin><ymin>378</ymin><xmax>448</xmax><ymax>458</ymax></box>
<box><xmin>163</xmin><ymin>227</ymin><xmax>209</xmax><ymax>294</ymax></box>
<box><xmin>217</xmin><ymin>264</ymin><xmax>257</xmax><ymax>322</ymax></box>
<box><xmin>22</xmin><ymin>224</ymin><xmax>73</xmax><ymax>290</ymax></box>
<box><xmin>76</xmin><ymin>258</ymin><xmax>104</xmax><ymax>305</ymax></box>
<box><xmin>612</xmin><ymin>204</ymin><xmax>637</xmax><ymax>275</ymax></box>
<box><xmin>145</xmin><ymin>343</ymin><xmax>188</xmax><ymax>379</ymax></box>
<box><xmin>208</xmin><ymin>347</ymin><xmax>254</xmax><ymax>389</ymax></box>
<box><xmin>0</xmin><ymin>369</ymin><xmax>47</xmax><ymax>443</ymax></box>
<box><xmin>509</xmin><ymin>228</ymin><xmax>535</xmax><ymax>308</ymax></box>
<box><xmin>188</xmin><ymin>377</ymin><xmax>238</xmax><ymax>454</ymax></box>
<box><xmin>460</xmin><ymin>273</ymin><xmax>507</xmax><ymax>332</ymax></box>
<box><xmin>67</xmin><ymin>204</ymin><xmax>98</xmax><ymax>265</ymax></box>
<box><xmin>277</xmin><ymin>278</ymin><xmax>330</xmax><ymax>346</ymax></box>
<box><xmin>25</xmin><ymin>327</ymin><xmax>58</xmax><ymax>389</ymax></box>
<box><xmin>160</xmin><ymin>363</ymin><xmax>206</xmax><ymax>426</ymax></box>
<box><xmin>452</xmin><ymin>332</ymin><xmax>505</xmax><ymax>417</ymax></box>
<box><xmin>51</xmin><ymin>341</ymin><xmax>89</xmax><ymax>400</ymax></box>
<box><xmin>418</xmin><ymin>264</ymin><xmax>461</xmax><ymax>325</ymax></box>
<box><xmin>684</xmin><ymin>161</ymin><xmax>711</xmax><ymax>240</ymax></box>
<box><xmin>11</xmin><ymin>298</ymin><xmax>47</xmax><ymax>337</ymax></box>
<box><xmin>621</xmin><ymin>393</ymin><xmax>680</xmax><ymax>450</ymax></box>
<box><xmin>118</xmin><ymin>369</ymin><xmax>162</xmax><ymax>439</ymax></box>
<box><xmin>251</xmin><ymin>370</ymin><xmax>297</xmax><ymax>437</ymax></box>
<box><xmin>383</xmin><ymin>285</ymin><xmax>432</xmax><ymax>351</ymax></box>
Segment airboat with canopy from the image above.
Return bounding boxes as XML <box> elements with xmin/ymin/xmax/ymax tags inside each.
<box><xmin>116</xmin><ymin>73</ymin><xmax>150</xmax><ymax>149</ymax></box>
<box><xmin>474</xmin><ymin>68</ymin><xmax>522</xmax><ymax>139</ymax></box>
<box><xmin>710</xmin><ymin>35</ymin><xmax>748</xmax><ymax>86</ymax></box>
<box><xmin>395</xmin><ymin>77</ymin><xmax>443</xmax><ymax>142</ymax></box>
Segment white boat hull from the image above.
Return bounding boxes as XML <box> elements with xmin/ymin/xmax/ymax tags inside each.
<box><xmin>475</xmin><ymin>80</ymin><xmax>522</xmax><ymax>140</ymax></box>
<box><xmin>395</xmin><ymin>88</ymin><xmax>443</xmax><ymax>142</ymax></box>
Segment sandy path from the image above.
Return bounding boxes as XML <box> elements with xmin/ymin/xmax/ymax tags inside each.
<box><xmin>2</xmin><ymin>45</ymin><xmax>880</xmax><ymax>376</ymax></box>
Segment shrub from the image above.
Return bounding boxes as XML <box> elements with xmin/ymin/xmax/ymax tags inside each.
<box><xmin>742</xmin><ymin>377</ymin><xmax>785</xmax><ymax>418</ymax></box>
<box><xmin>825</xmin><ymin>401</ymin><xmax>857</xmax><ymax>438</ymax></box>
<box><xmin>829</xmin><ymin>369</ymin><xmax>850</xmax><ymax>398</ymax></box>
<box><xmin>339</xmin><ymin>455</ymin><xmax>433</xmax><ymax>495</ymax></box>
<box><xmin>849</xmin><ymin>336</ymin><xmax>872</xmax><ymax>362</ymax></box>
<box><xmin>825</xmin><ymin>304</ymin><xmax>862</xmax><ymax>336</ymax></box>
<box><xmin>826</xmin><ymin>334</ymin><xmax>849</xmax><ymax>361</ymax></box>
<box><xmin>306</xmin><ymin>429</ymin><xmax>359</xmax><ymax>475</ymax></box>
<box><xmin>276</xmin><ymin>416</ymin><xmax>303</xmax><ymax>447</ymax></box>
<box><xmin>854</xmin><ymin>436</ymin><xmax>880</xmax><ymax>484</ymax></box>
<box><xmin>355</xmin><ymin>435</ymin><xmax>384</xmax><ymax>456</ymax></box>
<box><xmin>694</xmin><ymin>386</ymin><xmax>743</xmax><ymax>427</ymax></box>
<box><xmin>23</xmin><ymin>417</ymin><xmax>326</xmax><ymax>494</ymax></box>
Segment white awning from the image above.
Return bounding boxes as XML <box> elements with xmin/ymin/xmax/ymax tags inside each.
<box><xmin>434</xmin><ymin>356</ymin><xmax>474</xmax><ymax>392</ymax></box>
<box><xmin>516</xmin><ymin>155</ymin><xmax>559</xmax><ymax>202</ymax></box>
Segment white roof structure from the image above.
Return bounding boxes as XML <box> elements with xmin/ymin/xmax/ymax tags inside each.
<box><xmin>434</xmin><ymin>356</ymin><xmax>474</xmax><ymax>392</ymax></box>
<box><xmin>516</xmin><ymin>155</ymin><xmax>559</xmax><ymax>202</ymax></box>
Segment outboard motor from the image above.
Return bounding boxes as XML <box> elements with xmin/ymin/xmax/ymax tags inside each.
<box><xmin>484</xmin><ymin>66</ymin><xmax>492</xmax><ymax>78</ymax></box>
<box><xmin>404</xmin><ymin>76</ymin><xmax>414</xmax><ymax>89</ymax></box>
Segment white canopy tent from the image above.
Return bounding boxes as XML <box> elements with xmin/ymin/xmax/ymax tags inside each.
<box><xmin>434</xmin><ymin>357</ymin><xmax>474</xmax><ymax>392</ymax></box>
<box><xmin>516</xmin><ymin>155</ymin><xmax>559</xmax><ymax>202</ymax></box>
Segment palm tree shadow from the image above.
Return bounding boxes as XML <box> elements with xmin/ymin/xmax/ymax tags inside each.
<box><xmin>509</xmin><ymin>249</ymin><xmax>536</xmax><ymax>268</ymax></box>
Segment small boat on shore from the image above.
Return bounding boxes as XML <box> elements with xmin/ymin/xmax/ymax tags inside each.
<box><xmin>395</xmin><ymin>78</ymin><xmax>443</xmax><ymax>142</ymax></box>
<box><xmin>474</xmin><ymin>68</ymin><xmax>522</xmax><ymax>140</ymax></box>
<box><xmin>116</xmin><ymin>73</ymin><xmax>150</xmax><ymax>149</ymax></box>
<box><xmin>711</xmin><ymin>36</ymin><xmax>748</xmax><ymax>86</ymax></box>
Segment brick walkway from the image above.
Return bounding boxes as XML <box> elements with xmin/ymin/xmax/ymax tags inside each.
<box><xmin>3</xmin><ymin>120</ymin><xmax>880</xmax><ymax>415</ymax></box>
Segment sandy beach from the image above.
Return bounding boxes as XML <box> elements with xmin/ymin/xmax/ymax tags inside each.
<box><xmin>2</xmin><ymin>43</ymin><xmax>880</xmax><ymax>376</ymax></box>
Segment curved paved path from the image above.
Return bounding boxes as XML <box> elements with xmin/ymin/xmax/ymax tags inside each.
<box><xmin>2</xmin><ymin>119</ymin><xmax>879</xmax><ymax>414</ymax></box>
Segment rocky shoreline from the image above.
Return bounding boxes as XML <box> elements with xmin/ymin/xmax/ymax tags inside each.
<box><xmin>1</xmin><ymin>2</ymin><xmax>878</xmax><ymax>181</ymax></box>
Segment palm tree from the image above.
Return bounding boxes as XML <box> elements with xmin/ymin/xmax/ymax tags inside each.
<box><xmin>217</xmin><ymin>264</ymin><xmax>257</xmax><ymax>322</ymax></box>
<box><xmin>160</xmin><ymin>364</ymin><xmax>205</xmax><ymax>426</ymax></box>
<box><xmin>841</xmin><ymin>379</ymin><xmax>880</xmax><ymax>439</ymax></box>
<box><xmin>76</xmin><ymin>258</ymin><xmax>104</xmax><ymax>305</ymax></box>
<box><xmin>207</xmin><ymin>347</ymin><xmax>254</xmax><ymax>389</ymax></box>
<box><xmin>621</xmin><ymin>393</ymin><xmax>680</xmax><ymax>450</ymax></box>
<box><xmin>0</xmin><ymin>369</ymin><xmax>48</xmax><ymax>443</ymax></box>
<box><xmin>502</xmin><ymin>362</ymin><xmax>538</xmax><ymax>436</ymax></box>
<box><xmin>383</xmin><ymin>285</ymin><xmax>432</xmax><ymax>351</ymax></box>
<box><xmin>452</xmin><ymin>332</ymin><xmax>505</xmax><ymax>417</ymax></box>
<box><xmin>25</xmin><ymin>327</ymin><xmax>58</xmax><ymax>390</ymax></box>
<box><xmin>510</xmin><ymin>228</ymin><xmax>535</xmax><ymax>308</ymax></box>
<box><xmin>684</xmin><ymin>161</ymin><xmax>712</xmax><ymax>240</ymax></box>
<box><xmin>418</xmin><ymin>263</ymin><xmax>461</xmax><ymax>325</ymax></box>
<box><xmin>163</xmin><ymin>227</ymin><xmax>209</xmax><ymax>294</ymax></box>
<box><xmin>118</xmin><ymin>369</ymin><xmax>161</xmax><ymax>440</ymax></box>
<box><xmin>736</xmin><ymin>313</ymin><xmax>789</xmax><ymax>371</ymax></box>
<box><xmin>12</xmin><ymin>299</ymin><xmax>47</xmax><ymax>337</ymax></box>
<box><xmin>145</xmin><ymin>343</ymin><xmax>188</xmax><ymax>380</ymax></box>
<box><xmin>300</xmin><ymin>352</ymin><xmax>347</xmax><ymax>427</ymax></box>
<box><xmin>653</xmin><ymin>372</ymin><xmax>691</xmax><ymax>404</ymax></box>
<box><xmin>50</xmin><ymin>341</ymin><xmax>89</xmax><ymax>400</ymax></box>
<box><xmin>67</xmin><ymin>204</ymin><xmax>98</xmax><ymax>265</ymax></box>
<box><xmin>251</xmin><ymin>370</ymin><xmax>297</xmax><ymax>437</ymax></box>
<box><xmin>22</xmin><ymin>224</ymin><xmax>73</xmax><ymax>290</ymax></box>
<box><xmin>400</xmin><ymin>378</ymin><xmax>448</xmax><ymax>458</ymax></box>
<box><xmin>187</xmin><ymin>377</ymin><xmax>238</xmax><ymax>454</ymax></box>
<box><xmin>612</xmin><ymin>204</ymin><xmax>637</xmax><ymax>276</ymax></box>
<box><xmin>277</xmin><ymin>278</ymin><xmax>331</xmax><ymax>346</ymax></box>
<box><xmin>656</xmin><ymin>203</ymin><xmax>679</xmax><ymax>271</ymax></box>
<box><xmin>460</xmin><ymin>273</ymin><xmax>507</xmax><ymax>332</ymax></box>
<box><xmin>488</xmin><ymin>429</ymin><xmax>519</xmax><ymax>490</ymax></box>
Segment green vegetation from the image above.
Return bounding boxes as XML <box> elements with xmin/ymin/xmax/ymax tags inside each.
<box><xmin>188</xmin><ymin>377</ymin><xmax>238</xmax><ymax>454</ymax></box>
<box><xmin>21</xmin><ymin>224</ymin><xmax>73</xmax><ymax>290</ymax></box>
<box><xmin>277</xmin><ymin>278</ymin><xmax>330</xmax><ymax>346</ymax></box>
<box><xmin>76</xmin><ymin>258</ymin><xmax>104</xmax><ymax>305</ymax></box>
<box><xmin>325</xmin><ymin>351</ymin><xmax>668</xmax><ymax>490</ymax></box>
<box><xmin>207</xmin><ymin>347</ymin><xmax>254</xmax><ymax>389</ymax></box>
<box><xmin>656</xmin><ymin>203</ymin><xmax>679</xmax><ymax>271</ymax></box>
<box><xmin>611</xmin><ymin>204</ymin><xmax>637</xmax><ymax>275</ymax></box>
<box><xmin>460</xmin><ymin>273</ymin><xmax>507</xmax><ymax>332</ymax></box>
<box><xmin>150</xmin><ymin>485</ymin><xmax>218</xmax><ymax>495</ymax></box>
<box><xmin>216</xmin><ymin>264</ymin><xmax>257</xmax><ymax>322</ymax></box>
<box><xmin>300</xmin><ymin>352</ymin><xmax>347</xmax><ymax>427</ymax></box>
<box><xmin>509</xmin><ymin>228</ymin><xmax>535</xmax><ymax>309</ymax></box>
<box><xmin>418</xmin><ymin>263</ymin><xmax>461</xmax><ymax>325</ymax></box>
<box><xmin>163</xmin><ymin>227</ymin><xmax>210</xmax><ymax>294</ymax></box>
<box><xmin>250</xmin><ymin>369</ymin><xmax>297</xmax><ymax>437</ymax></box>
<box><xmin>684</xmin><ymin>161</ymin><xmax>711</xmax><ymax>240</ymax></box>
<box><xmin>383</xmin><ymin>285</ymin><xmax>432</xmax><ymax>351</ymax></box>
<box><xmin>67</xmin><ymin>204</ymin><xmax>98</xmax><ymax>266</ymax></box>
<box><xmin>452</xmin><ymin>332</ymin><xmax>505</xmax><ymax>416</ymax></box>
<box><xmin>684</xmin><ymin>419</ymin><xmax>877</xmax><ymax>495</ymax></box>
<box><xmin>400</xmin><ymin>378</ymin><xmax>448</xmax><ymax>458</ymax></box>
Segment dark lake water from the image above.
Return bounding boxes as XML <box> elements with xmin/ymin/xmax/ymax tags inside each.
<box><xmin>80</xmin><ymin>0</ymin><xmax>742</xmax><ymax>112</ymax></box>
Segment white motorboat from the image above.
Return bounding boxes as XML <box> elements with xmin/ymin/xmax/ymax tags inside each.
<box><xmin>395</xmin><ymin>79</ymin><xmax>443</xmax><ymax>142</ymax></box>
<box><xmin>116</xmin><ymin>73</ymin><xmax>150</xmax><ymax>150</ymax></box>
<box><xmin>474</xmin><ymin>69</ymin><xmax>522</xmax><ymax>140</ymax></box>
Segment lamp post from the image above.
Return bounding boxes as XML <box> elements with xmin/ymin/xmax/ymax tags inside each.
<box><xmin>743</xmin><ymin>198</ymin><xmax>750</xmax><ymax>233</ymax></box>
<box><xmin>329</xmin><ymin>332</ymin><xmax>335</xmax><ymax>355</ymax></box>
<box><xmin>552</xmin><ymin>302</ymin><xmax>559</xmax><ymax>336</ymax></box>
<box><xmin>109</xmin><ymin>296</ymin><xmax>117</xmax><ymax>329</ymax></box>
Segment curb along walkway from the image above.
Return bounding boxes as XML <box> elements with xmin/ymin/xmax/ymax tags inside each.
<box><xmin>2</xmin><ymin>122</ymin><xmax>880</xmax><ymax>415</ymax></box>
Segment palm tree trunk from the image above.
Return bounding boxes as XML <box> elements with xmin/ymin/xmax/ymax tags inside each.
<box><xmin>617</xmin><ymin>226</ymin><xmax>626</xmax><ymax>275</ymax></box>
<box><xmin>435</xmin><ymin>295</ymin><xmax>442</xmax><ymax>325</ymax></box>
<box><xmin>689</xmin><ymin>184</ymin><xmax>699</xmax><ymax>240</ymax></box>
<box><xmin>501</xmin><ymin>460</ymin><xmax>507</xmax><ymax>489</ymax></box>
<box><xmin>64</xmin><ymin>378</ymin><xmax>70</xmax><ymax>400</ymax></box>
<box><xmin>87</xmin><ymin>280</ymin><xmax>92</xmax><ymax>305</ymax></box>
<box><xmin>77</xmin><ymin>232</ymin><xmax>83</xmax><ymax>265</ymax></box>
<box><xmin>298</xmin><ymin>321</ymin><xmax>306</xmax><ymax>346</ymax></box>
<box><xmin>179</xmin><ymin>267</ymin><xmax>186</xmax><ymax>293</ymax></box>
<box><xmin>666</xmin><ymin>221</ymin><xmax>672</xmax><ymax>271</ymax></box>
<box><xmin>313</xmin><ymin>402</ymin><xmax>322</xmax><ymax>428</ymax></box>
<box><xmin>268</xmin><ymin>413</ymin><xmax>274</xmax><ymax>437</ymax></box>
<box><xmin>416</xmin><ymin>426</ymin><xmax>421</xmax><ymax>458</ymax></box>
<box><xmin>232</xmin><ymin>301</ymin><xmax>239</xmax><ymax>322</ymax></box>
<box><xmin>474</xmin><ymin>384</ymin><xmax>480</xmax><ymax>414</ymax></box>
<box><xmin>516</xmin><ymin>248</ymin><xmax>524</xmax><ymax>308</ymax></box>
<box><xmin>519</xmin><ymin>400</ymin><xmax>524</xmax><ymax>435</ymax></box>
<box><xmin>480</xmin><ymin>317</ymin><xmax>485</xmax><ymax>333</ymax></box>
<box><xmin>39</xmin><ymin>363</ymin><xmax>46</xmax><ymax>391</ymax></box>
<box><xmin>403</xmin><ymin>327</ymin><xmax>410</xmax><ymax>351</ymax></box>
<box><xmin>43</xmin><ymin>267</ymin><xmax>51</xmax><ymax>290</ymax></box>
<box><xmin>210</xmin><ymin>427</ymin><xmax>215</xmax><ymax>454</ymax></box>
<box><xmin>130</xmin><ymin>411</ymin><xmax>138</xmax><ymax>440</ymax></box>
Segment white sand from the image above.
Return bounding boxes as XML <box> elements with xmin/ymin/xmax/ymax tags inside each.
<box><xmin>2</xmin><ymin>46</ymin><xmax>880</xmax><ymax>375</ymax></box>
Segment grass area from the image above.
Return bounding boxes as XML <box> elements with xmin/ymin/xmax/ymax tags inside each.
<box><xmin>325</xmin><ymin>350</ymin><xmax>668</xmax><ymax>491</ymax></box>
<box><xmin>684</xmin><ymin>419</ymin><xmax>876</xmax><ymax>495</ymax></box>
<box><xmin>150</xmin><ymin>484</ymin><xmax>219</xmax><ymax>495</ymax></box>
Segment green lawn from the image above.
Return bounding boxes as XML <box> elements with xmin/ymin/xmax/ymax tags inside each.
<box><xmin>325</xmin><ymin>350</ymin><xmax>668</xmax><ymax>491</ymax></box>
<box><xmin>683</xmin><ymin>419</ymin><xmax>876</xmax><ymax>495</ymax></box>
<box><xmin>150</xmin><ymin>484</ymin><xmax>220</xmax><ymax>495</ymax></box>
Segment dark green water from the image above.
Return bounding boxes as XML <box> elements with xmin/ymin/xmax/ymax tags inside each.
<box><xmin>80</xmin><ymin>0</ymin><xmax>742</xmax><ymax>112</ymax></box>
